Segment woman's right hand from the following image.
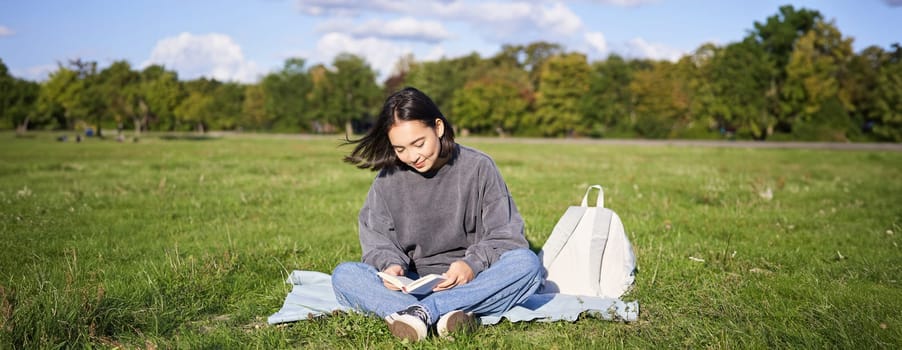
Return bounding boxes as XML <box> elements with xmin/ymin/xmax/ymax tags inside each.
<box><xmin>381</xmin><ymin>264</ymin><xmax>405</xmax><ymax>291</ymax></box>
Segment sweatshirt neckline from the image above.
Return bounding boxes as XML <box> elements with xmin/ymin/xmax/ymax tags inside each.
<box><xmin>410</xmin><ymin>144</ymin><xmax>459</xmax><ymax>179</ymax></box>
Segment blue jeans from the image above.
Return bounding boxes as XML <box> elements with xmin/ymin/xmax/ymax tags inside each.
<box><xmin>332</xmin><ymin>248</ymin><xmax>543</xmax><ymax>324</ymax></box>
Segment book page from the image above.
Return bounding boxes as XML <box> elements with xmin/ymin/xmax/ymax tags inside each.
<box><xmin>376</xmin><ymin>272</ymin><xmax>447</xmax><ymax>295</ymax></box>
<box><xmin>377</xmin><ymin>272</ymin><xmax>414</xmax><ymax>289</ymax></box>
<box><xmin>403</xmin><ymin>274</ymin><xmax>447</xmax><ymax>295</ymax></box>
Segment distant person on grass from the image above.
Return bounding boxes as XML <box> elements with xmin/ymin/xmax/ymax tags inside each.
<box><xmin>332</xmin><ymin>87</ymin><xmax>543</xmax><ymax>341</ymax></box>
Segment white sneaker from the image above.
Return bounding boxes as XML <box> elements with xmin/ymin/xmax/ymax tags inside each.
<box><xmin>436</xmin><ymin>310</ymin><xmax>477</xmax><ymax>338</ymax></box>
<box><xmin>385</xmin><ymin>305</ymin><xmax>430</xmax><ymax>342</ymax></box>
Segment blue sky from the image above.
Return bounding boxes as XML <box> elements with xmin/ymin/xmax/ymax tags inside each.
<box><xmin>1</xmin><ymin>0</ymin><xmax>900</xmax><ymax>83</ymax></box>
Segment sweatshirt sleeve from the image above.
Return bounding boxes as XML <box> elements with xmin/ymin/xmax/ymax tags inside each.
<box><xmin>461</xmin><ymin>160</ymin><xmax>529</xmax><ymax>275</ymax></box>
<box><xmin>358</xmin><ymin>183</ymin><xmax>410</xmax><ymax>272</ymax></box>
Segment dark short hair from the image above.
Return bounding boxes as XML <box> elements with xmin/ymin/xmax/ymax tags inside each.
<box><xmin>343</xmin><ymin>87</ymin><xmax>456</xmax><ymax>171</ymax></box>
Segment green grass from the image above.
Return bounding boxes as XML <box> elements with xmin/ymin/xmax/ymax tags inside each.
<box><xmin>1</xmin><ymin>132</ymin><xmax>900</xmax><ymax>349</ymax></box>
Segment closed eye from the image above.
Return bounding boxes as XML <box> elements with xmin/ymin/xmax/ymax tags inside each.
<box><xmin>393</xmin><ymin>137</ymin><xmax>426</xmax><ymax>152</ymax></box>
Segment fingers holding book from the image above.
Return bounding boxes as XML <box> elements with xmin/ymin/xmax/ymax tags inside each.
<box><xmin>381</xmin><ymin>264</ymin><xmax>405</xmax><ymax>291</ymax></box>
<box><xmin>434</xmin><ymin>261</ymin><xmax>474</xmax><ymax>292</ymax></box>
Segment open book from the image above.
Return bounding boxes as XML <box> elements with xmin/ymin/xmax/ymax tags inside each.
<box><xmin>377</xmin><ymin>272</ymin><xmax>447</xmax><ymax>295</ymax></box>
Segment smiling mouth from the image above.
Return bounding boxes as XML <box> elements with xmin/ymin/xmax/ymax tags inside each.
<box><xmin>413</xmin><ymin>161</ymin><xmax>426</xmax><ymax>168</ymax></box>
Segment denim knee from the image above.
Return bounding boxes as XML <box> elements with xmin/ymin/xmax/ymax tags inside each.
<box><xmin>502</xmin><ymin>248</ymin><xmax>542</xmax><ymax>277</ymax></box>
<box><xmin>332</xmin><ymin>262</ymin><xmax>369</xmax><ymax>293</ymax></box>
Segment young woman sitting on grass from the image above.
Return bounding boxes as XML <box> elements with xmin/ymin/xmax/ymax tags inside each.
<box><xmin>332</xmin><ymin>87</ymin><xmax>543</xmax><ymax>341</ymax></box>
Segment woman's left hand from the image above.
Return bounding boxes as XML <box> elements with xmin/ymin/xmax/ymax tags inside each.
<box><xmin>434</xmin><ymin>260</ymin><xmax>474</xmax><ymax>291</ymax></box>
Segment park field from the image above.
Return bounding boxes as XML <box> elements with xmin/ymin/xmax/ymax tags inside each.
<box><xmin>1</xmin><ymin>133</ymin><xmax>900</xmax><ymax>349</ymax></box>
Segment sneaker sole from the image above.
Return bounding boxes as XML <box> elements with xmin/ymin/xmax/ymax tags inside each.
<box><xmin>437</xmin><ymin>310</ymin><xmax>477</xmax><ymax>338</ymax></box>
<box><xmin>388</xmin><ymin>318</ymin><xmax>427</xmax><ymax>342</ymax></box>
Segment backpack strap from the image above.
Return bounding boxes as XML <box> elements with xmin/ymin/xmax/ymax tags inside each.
<box><xmin>582</xmin><ymin>185</ymin><xmax>609</xmax><ymax>295</ymax></box>
<box><xmin>588</xmin><ymin>208</ymin><xmax>613</xmax><ymax>295</ymax></box>
<box><xmin>539</xmin><ymin>206</ymin><xmax>586</xmax><ymax>270</ymax></box>
<box><xmin>580</xmin><ymin>185</ymin><xmax>605</xmax><ymax>208</ymax></box>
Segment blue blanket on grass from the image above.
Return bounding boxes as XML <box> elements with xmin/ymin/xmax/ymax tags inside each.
<box><xmin>268</xmin><ymin>270</ymin><xmax>639</xmax><ymax>325</ymax></box>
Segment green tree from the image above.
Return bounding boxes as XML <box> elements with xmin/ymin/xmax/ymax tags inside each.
<box><xmin>139</xmin><ymin>65</ymin><xmax>183</xmax><ymax>131</ymax></box>
<box><xmin>406</xmin><ymin>53</ymin><xmax>483</xmax><ymax>118</ymax></box>
<box><xmin>175</xmin><ymin>91</ymin><xmax>213</xmax><ymax>133</ymax></box>
<box><xmin>0</xmin><ymin>59</ymin><xmax>14</xmax><ymax>129</ymax></box>
<box><xmin>751</xmin><ymin>5</ymin><xmax>823</xmax><ymax>74</ymax></box>
<box><xmin>493</xmin><ymin>42</ymin><xmax>565</xmax><ymax>85</ymax></box>
<box><xmin>325</xmin><ymin>54</ymin><xmax>380</xmax><ymax>135</ymax></box>
<box><xmin>783</xmin><ymin>20</ymin><xmax>854</xmax><ymax>139</ymax></box>
<box><xmin>668</xmin><ymin>52</ymin><xmax>718</xmax><ymax>139</ymax></box>
<box><xmin>524</xmin><ymin>41</ymin><xmax>565</xmax><ymax>91</ymax></box>
<box><xmin>682</xmin><ymin>43</ymin><xmax>722</xmax><ymax>138</ymax></box>
<box><xmin>488</xmin><ymin>41</ymin><xmax>564</xmax><ymax>92</ymax></box>
<box><xmin>35</xmin><ymin>62</ymin><xmax>107</xmax><ymax>132</ymax></box>
<box><xmin>98</xmin><ymin>60</ymin><xmax>141</xmax><ymax>136</ymax></box>
<box><xmin>747</xmin><ymin>5</ymin><xmax>823</xmax><ymax>132</ymax></box>
<box><xmin>490</xmin><ymin>44</ymin><xmax>526</xmax><ymax>70</ymax></box>
<box><xmin>580</xmin><ymin>54</ymin><xmax>637</xmax><ymax>137</ymax></box>
<box><xmin>35</xmin><ymin>67</ymin><xmax>73</xmax><ymax>130</ymax></box>
<box><xmin>174</xmin><ymin>90</ymin><xmax>213</xmax><ymax>132</ymax></box>
<box><xmin>529</xmin><ymin>53</ymin><xmax>591</xmax><ymax>137</ymax></box>
<box><xmin>41</xmin><ymin>60</ymin><xmax>107</xmax><ymax>136</ymax></box>
<box><xmin>71</xmin><ymin>60</ymin><xmax>107</xmax><ymax>136</ymax></box>
<box><xmin>242</xmin><ymin>84</ymin><xmax>267</xmax><ymax>131</ymax></box>
<box><xmin>844</xmin><ymin>46</ymin><xmax>885</xmax><ymax>140</ymax></box>
<box><xmin>629</xmin><ymin>60</ymin><xmax>694</xmax><ymax>138</ymax></box>
<box><xmin>209</xmin><ymin>82</ymin><xmax>245</xmax><ymax>130</ymax></box>
<box><xmin>175</xmin><ymin>78</ymin><xmax>220</xmax><ymax>132</ymax></box>
<box><xmin>307</xmin><ymin>64</ymin><xmax>334</xmax><ymax>132</ymax></box>
<box><xmin>451</xmin><ymin>66</ymin><xmax>532</xmax><ymax>136</ymax></box>
<box><xmin>704</xmin><ymin>41</ymin><xmax>776</xmax><ymax>139</ymax></box>
<box><xmin>261</xmin><ymin>58</ymin><xmax>312</xmax><ymax>132</ymax></box>
<box><xmin>8</xmin><ymin>80</ymin><xmax>40</xmax><ymax>133</ymax></box>
<box><xmin>871</xmin><ymin>44</ymin><xmax>902</xmax><ymax>141</ymax></box>
<box><xmin>383</xmin><ymin>53</ymin><xmax>414</xmax><ymax>97</ymax></box>
<box><xmin>1</xmin><ymin>59</ymin><xmax>40</xmax><ymax>133</ymax></box>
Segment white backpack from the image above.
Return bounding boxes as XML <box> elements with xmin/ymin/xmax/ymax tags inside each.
<box><xmin>538</xmin><ymin>185</ymin><xmax>637</xmax><ymax>298</ymax></box>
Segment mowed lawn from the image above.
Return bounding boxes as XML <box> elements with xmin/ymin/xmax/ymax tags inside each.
<box><xmin>1</xmin><ymin>133</ymin><xmax>900</xmax><ymax>349</ymax></box>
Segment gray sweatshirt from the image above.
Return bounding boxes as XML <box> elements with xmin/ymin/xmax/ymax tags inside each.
<box><xmin>358</xmin><ymin>144</ymin><xmax>529</xmax><ymax>276</ymax></box>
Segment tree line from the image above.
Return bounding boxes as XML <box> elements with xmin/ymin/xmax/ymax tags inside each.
<box><xmin>1</xmin><ymin>5</ymin><xmax>900</xmax><ymax>141</ymax></box>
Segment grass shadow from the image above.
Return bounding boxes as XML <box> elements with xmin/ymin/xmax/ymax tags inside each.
<box><xmin>158</xmin><ymin>134</ymin><xmax>221</xmax><ymax>141</ymax></box>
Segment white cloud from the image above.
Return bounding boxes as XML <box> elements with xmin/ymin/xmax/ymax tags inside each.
<box><xmin>429</xmin><ymin>1</ymin><xmax>584</xmax><ymax>38</ymax></box>
<box><xmin>298</xmin><ymin>0</ymin><xmax>583</xmax><ymax>40</ymax></box>
<box><xmin>423</xmin><ymin>45</ymin><xmax>447</xmax><ymax>61</ymax></box>
<box><xmin>0</xmin><ymin>25</ymin><xmax>14</xmax><ymax>37</ymax></box>
<box><xmin>533</xmin><ymin>3</ymin><xmax>583</xmax><ymax>36</ymax></box>
<box><xmin>623</xmin><ymin>37</ymin><xmax>683</xmax><ymax>61</ymax></box>
<box><xmin>584</xmin><ymin>31</ymin><xmax>607</xmax><ymax>54</ymax></box>
<box><xmin>317</xmin><ymin>17</ymin><xmax>452</xmax><ymax>43</ymax></box>
<box><xmin>296</xmin><ymin>0</ymin><xmax>403</xmax><ymax>16</ymax></box>
<box><xmin>314</xmin><ymin>32</ymin><xmax>414</xmax><ymax>80</ymax></box>
<box><xmin>441</xmin><ymin>1</ymin><xmax>533</xmax><ymax>23</ymax></box>
<box><xmin>585</xmin><ymin>0</ymin><xmax>657</xmax><ymax>6</ymax></box>
<box><xmin>295</xmin><ymin>0</ymin><xmax>695</xmax><ymax>78</ymax></box>
<box><xmin>13</xmin><ymin>64</ymin><xmax>56</xmax><ymax>81</ymax></box>
<box><xmin>143</xmin><ymin>32</ymin><xmax>261</xmax><ymax>83</ymax></box>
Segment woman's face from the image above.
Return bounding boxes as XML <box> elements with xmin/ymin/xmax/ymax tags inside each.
<box><xmin>388</xmin><ymin>118</ymin><xmax>445</xmax><ymax>173</ymax></box>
